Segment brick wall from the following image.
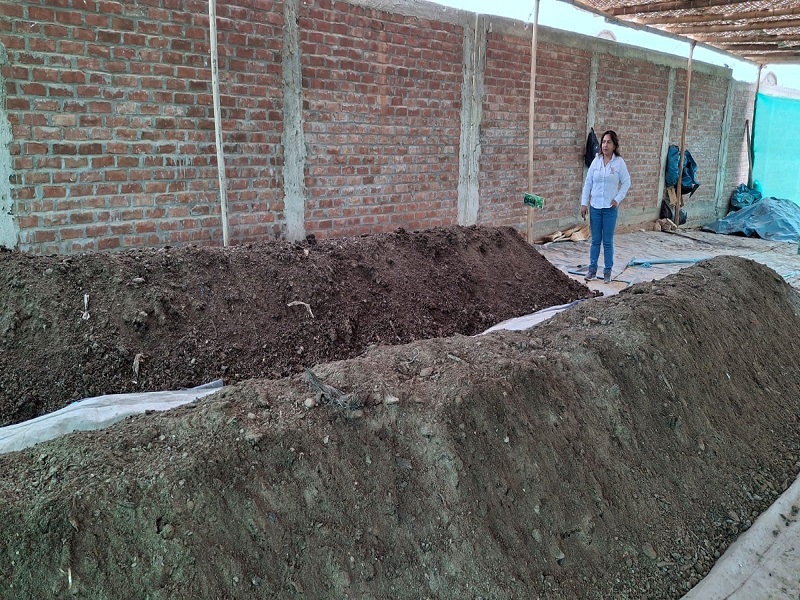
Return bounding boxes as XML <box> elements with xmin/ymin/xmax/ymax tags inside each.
<box><xmin>299</xmin><ymin>0</ymin><xmax>462</xmax><ymax>238</ymax></box>
<box><xmin>668</xmin><ymin>69</ymin><xmax>729</xmax><ymax>220</ymax></box>
<box><xmin>594</xmin><ymin>53</ymin><xmax>671</xmax><ymax>217</ymax></box>
<box><xmin>725</xmin><ymin>80</ymin><xmax>756</xmax><ymax>202</ymax></box>
<box><xmin>1</xmin><ymin>0</ymin><xmax>284</xmax><ymax>253</ymax></box>
<box><xmin>479</xmin><ymin>35</ymin><xmax>593</xmax><ymax>227</ymax></box>
<box><xmin>477</xmin><ymin>30</ymin><xmax>533</xmax><ymax>228</ymax></box>
<box><xmin>0</xmin><ymin>0</ymin><xmax>754</xmax><ymax>254</ymax></box>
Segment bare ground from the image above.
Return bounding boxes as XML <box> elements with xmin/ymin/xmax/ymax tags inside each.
<box><xmin>1</xmin><ymin>227</ymin><xmax>800</xmax><ymax>599</ymax></box>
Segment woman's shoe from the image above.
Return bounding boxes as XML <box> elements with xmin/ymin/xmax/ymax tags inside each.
<box><xmin>603</xmin><ymin>270</ymin><xmax>612</xmax><ymax>283</ymax></box>
<box><xmin>585</xmin><ymin>268</ymin><xmax>597</xmax><ymax>281</ymax></box>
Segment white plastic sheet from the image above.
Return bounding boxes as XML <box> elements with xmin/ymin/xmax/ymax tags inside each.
<box><xmin>682</xmin><ymin>473</ymin><xmax>800</xmax><ymax>599</ymax></box>
<box><xmin>0</xmin><ymin>380</ymin><xmax>223</xmax><ymax>454</ymax></box>
<box><xmin>480</xmin><ymin>301</ymin><xmax>582</xmax><ymax>334</ymax></box>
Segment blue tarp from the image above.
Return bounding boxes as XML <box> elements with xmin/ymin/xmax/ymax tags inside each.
<box><xmin>702</xmin><ymin>196</ymin><xmax>800</xmax><ymax>242</ymax></box>
<box><xmin>665</xmin><ymin>144</ymin><xmax>700</xmax><ymax>196</ymax></box>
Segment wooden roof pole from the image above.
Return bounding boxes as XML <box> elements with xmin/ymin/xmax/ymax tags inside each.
<box><xmin>639</xmin><ymin>6</ymin><xmax>800</xmax><ymax>26</ymax></box>
<box><xmin>608</xmin><ymin>0</ymin><xmax>754</xmax><ymax>16</ymax></box>
<box><xmin>748</xmin><ymin>64</ymin><xmax>763</xmax><ymax>189</ymax></box>
<box><xmin>669</xmin><ymin>17</ymin><xmax>800</xmax><ymax>35</ymax></box>
<box><xmin>209</xmin><ymin>0</ymin><xmax>230</xmax><ymax>247</ymax></box>
<box><xmin>675</xmin><ymin>40</ymin><xmax>695</xmax><ymax>225</ymax></box>
<box><xmin>526</xmin><ymin>0</ymin><xmax>540</xmax><ymax>244</ymax></box>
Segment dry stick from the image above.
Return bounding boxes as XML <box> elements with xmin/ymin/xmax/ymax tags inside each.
<box><xmin>676</xmin><ymin>40</ymin><xmax>695</xmax><ymax>227</ymax></box>
<box><xmin>526</xmin><ymin>0</ymin><xmax>540</xmax><ymax>244</ymax></box>
<box><xmin>303</xmin><ymin>370</ymin><xmax>361</xmax><ymax>410</ymax></box>
<box><xmin>287</xmin><ymin>300</ymin><xmax>314</xmax><ymax>319</ymax></box>
<box><xmin>209</xmin><ymin>0</ymin><xmax>229</xmax><ymax>247</ymax></box>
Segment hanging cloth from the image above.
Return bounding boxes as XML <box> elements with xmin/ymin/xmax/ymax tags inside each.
<box><xmin>584</xmin><ymin>128</ymin><xmax>600</xmax><ymax>168</ymax></box>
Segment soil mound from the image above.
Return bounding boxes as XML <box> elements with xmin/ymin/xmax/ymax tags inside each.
<box><xmin>1</xmin><ymin>256</ymin><xmax>799</xmax><ymax>599</ymax></box>
<box><xmin>0</xmin><ymin>226</ymin><xmax>589</xmax><ymax>426</ymax></box>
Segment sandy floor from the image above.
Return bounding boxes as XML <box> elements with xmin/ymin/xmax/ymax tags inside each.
<box><xmin>537</xmin><ymin>229</ymin><xmax>800</xmax><ymax>297</ymax></box>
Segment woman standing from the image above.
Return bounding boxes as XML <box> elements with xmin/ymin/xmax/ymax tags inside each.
<box><xmin>580</xmin><ymin>130</ymin><xmax>631</xmax><ymax>283</ymax></box>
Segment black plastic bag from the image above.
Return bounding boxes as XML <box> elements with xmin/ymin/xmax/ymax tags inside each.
<box><xmin>660</xmin><ymin>200</ymin><xmax>687</xmax><ymax>225</ymax></box>
<box><xmin>729</xmin><ymin>183</ymin><xmax>762</xmax><ymax>211</ymax></box>
<box><xmin>665</xmin><ymin>145</ymin><xmax>700</xmax><ymax>197</ymax></box>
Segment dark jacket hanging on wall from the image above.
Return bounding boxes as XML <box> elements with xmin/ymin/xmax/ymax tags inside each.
<box><xmin>584</xmin><ymin>128</ymin><xmax>600</xmax><ymax>168</ymax></box>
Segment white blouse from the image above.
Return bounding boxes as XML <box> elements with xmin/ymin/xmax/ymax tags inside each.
<box><xmin>581</xmin><ymin>154</ymin><xmax>631</xmax><ymax>209</ymax></box>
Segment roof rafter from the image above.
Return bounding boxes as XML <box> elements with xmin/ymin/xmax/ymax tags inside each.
<box><xmin>636</xmin><ymin>6</ymin><xmax>800</xmax><ymax>26</ymax></box>
<box><xmin>690</xmin><ymin>32</ymin><xmax>800</xmax><ymax>44</ymax></box>
<box><xmin>563</xmin><ymin>0</ymin><xmax>800</xmax><ymax>65</ymax></box>
<box><xmin>711</xmin><ymin>42</ymin><xmax>800</xmax><ymax>52</ymax></box>
<box><xmin>606</xmin><ymin>0</ymin><xmax>755</xmax><ymax>18</ymax></box>
<box><xmin>741</xmin><ymin>54</ymin><xmax>800</xmax><ymax>63</ymax></box>
<box><xmin>664</xmin><ymin>17</ymin><xmax>800</xmax><ymax>34</ymax></box>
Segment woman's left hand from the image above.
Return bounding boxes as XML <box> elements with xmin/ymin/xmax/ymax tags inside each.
<box><xmin>611</xmin><ymin>200</ymin><xmax>618</xmax><ymax>208</ymax></box>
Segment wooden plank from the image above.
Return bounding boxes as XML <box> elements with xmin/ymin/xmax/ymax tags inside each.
<box><xmin>209</xmin><ymin>0</ymin><xmax>230</xmax><ymax>247</ymax></box>
<box><xmin>526</xmin><ymin>0</ymin><xmax>540</xmax><ymax>244</ymax></box>
<box><xmin>748</xmin><ymin>65</ymin><xmax>761</xmax><ymax>189</ymax></box>
<box><xmin>676</xmin><ymin>40</ymin><xmax>695</xmax><ymax>220</ymax></box>
<box><xmin>745</xmin><ymin>118</ymin><xmax>752</xmax><ymax>187</ymax></box>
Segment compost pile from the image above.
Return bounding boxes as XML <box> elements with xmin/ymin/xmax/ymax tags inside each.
<box><xmin>1</xmin><ymin>227</ymin><xmax>800</xmax><ymax>600</ymax></box>
<box><xmin>0</xmin><ymin>225</ymin><xmax>589</xmax><ymax>426</ymax></box>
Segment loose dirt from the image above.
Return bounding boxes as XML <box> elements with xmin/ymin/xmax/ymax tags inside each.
<box><xmin>0</xmin><ymin>226</ymin><xmax>589</xmax><ymax>427</ymax></box>
<box><xmin>1</xmin><ymin>227</ymin><xmax>799</xmax><ymax>599</ymax></box>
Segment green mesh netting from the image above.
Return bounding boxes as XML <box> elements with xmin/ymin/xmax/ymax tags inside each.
<box><xmin>752</xmin><ymin>92</ymin><xmax>800</xmax><ymax>205</ymax></box>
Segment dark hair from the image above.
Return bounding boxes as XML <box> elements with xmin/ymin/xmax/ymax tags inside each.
<box><xmin>601</xmin><ymin>130</ymin><xmax>621</xmax><ymax>157</ymax></box>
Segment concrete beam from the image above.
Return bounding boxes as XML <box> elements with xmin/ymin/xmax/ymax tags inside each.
<box><xmin>0</xmin><ymin>44</ymin><xmax>19</xmax><ymax>250</ymax></box>
<box><xmin>657</xmin><ymin>67</ymin><xmax>676</xmax><ymax>219</ymax></box>
<box><xmin>715</xmin><ymin>76</ymin><xmax>735</xmax><ymax>217</ymax></box>
<box><xmin>281</xmin><ymin>0</ymin><xmax>307</xmax><ymax>241</ymax></box>
<box><xmin>457</xmin><ymin>14</ymin><xmax>486</xmax><ymax>226</ymax></box>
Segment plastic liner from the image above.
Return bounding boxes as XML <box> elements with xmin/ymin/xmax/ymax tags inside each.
<box><xmin>0</xmin><ymin>380</ymin><xmax>224</xmax><ymax>454</ymax></box>
<box><xmin>702</xmin><ymin>196</ymin><xmax>800</xmax><ymax>242</ymax></box>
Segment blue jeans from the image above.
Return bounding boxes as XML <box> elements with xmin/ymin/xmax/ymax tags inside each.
<box><xmin>589</xmin><ymin>206</ymin><xmax>618</xmax><ymax>273</ymax></box>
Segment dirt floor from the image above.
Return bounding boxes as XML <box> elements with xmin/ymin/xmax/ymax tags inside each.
<box><xmin>2</xmin><ymin>226</ymin><xmax>800</xmax><ymax>599</ymax></box>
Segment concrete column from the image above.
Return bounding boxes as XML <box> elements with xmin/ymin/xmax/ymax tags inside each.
<box><xmin>0</xmin><ymin>45</ymin><xmax>19</xmax><ymax>249</ymax></box>
<box><xmin>715</xmin><ymin>75</ymin><xmax>735</xmax><ymax>217</ymax></box>
<box><xmin>457</xmin><ymin>14</ymin><xmax>486</xmax><ymax>226</ymax></box>
<box><xmin>585</xmin><ymin>53</ymin><xmax>599</xmax><ymax>136</ymax></box>
<box><xmin>656</xmin><ymin>67</ymin><xmax>676</xmax><ymax>217</ymax></box>
<box><xmin>281</xmin><ymin>0</ymin><xmax>307</xmax><ymax>241</ymax></box>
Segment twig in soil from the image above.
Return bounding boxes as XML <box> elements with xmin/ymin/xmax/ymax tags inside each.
<box><xmin>81</xmin><ymin>293</ymin><xmax>90</xmax><ymax>320</ymax></box>
<box><xmin>389</xmin><ymin>319</ymin><xmax>400</xmax><ymax>342</ymax></box>
<box><xmin>303</xmin><ymin>369</ymin><xmax>361</xmax><ymax>410</ymax></box>
<box><xmin>287</xmin><ymin>300</ymin><xmax>314</xmax><ymax>319</ymax></box>
<box><xmin>132</xmin><ymin>353</ymin><xmax>145</xmax><ymax>381</ymax></box>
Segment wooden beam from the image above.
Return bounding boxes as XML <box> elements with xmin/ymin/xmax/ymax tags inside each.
<box><xmin>559</xmin><ymin>0</ymin><xmax>748</xmax><ymax>63</ymax></box>
<box><xmin>690</xmin><ymin>32</ymin><xmax>800</xmax><ymax>44</ymax></box>
<box><xmin>740</xmin><ymin>54</ymin><xmax>800</xmax><ymax>64</ymax></box>
<box><xmin>745</xmin><ymin>118</ymin><xmax>753</xmax><ymax>188</ymax></box>
<box><xmin>209</xmin><ymin>0</ymin><xmax>230</xmax><ymax>247</ymax></box>
<box><xmin>665</xmin><ymin>17</ymin><xmax>800</xmax><ymax>35</ymax></box>
<box><xmin>526</xmin><ymin>0</ymin><xmax>540</xmax><ymax>244</ymax></box>
<box><xmin>675</xmin><ymin>40</ymin><xmax>696</xmax><ymax>226</ymax></box>
<box><xmin>713</xmin><ymin>43</ymin><xmax>800</xmax><ymax>52</ymax></box>
<box><xmin>714</xmin><ymin>76</ymin><xmax>734</xmax><ymax>217</ymax></box>
<box><xmin>749</xmin><ymin>65</ymin><xmax>762</xmax><ymax>189</ymax></box>
<box><xmin>637</xmin><ymin>6</ymin><xmax>800</xmax><ymax>26</ymax></box>
<box><xmin>606</xmin><ymin>0</ymin><xmax>753</xmax><ymax>17</ymax></box>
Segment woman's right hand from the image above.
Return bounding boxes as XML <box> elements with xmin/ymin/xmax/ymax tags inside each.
<box><xmin>580</xmin><ymin>205</ymin><xmax>587</xmax><ymax>220</ymax></box>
